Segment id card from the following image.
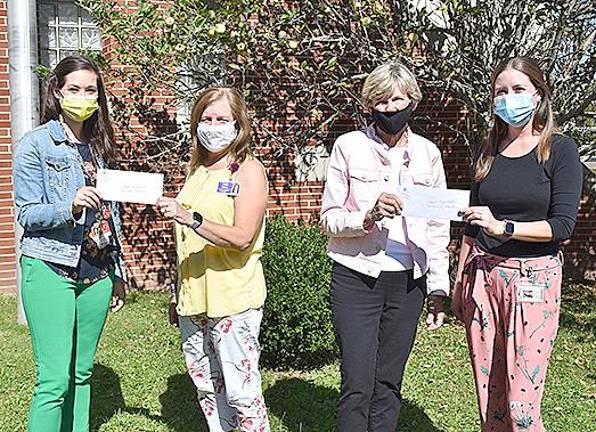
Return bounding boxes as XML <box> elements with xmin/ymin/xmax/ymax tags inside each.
<box><xmin>516</xmin><ymin>283</ymin><xmax>546</xmax><ymax>303</ymax></box>
<box><xmin>89</xmin><ymin>223</ymin><xmax>111</xmax><ymax>250</ymax></box>
<box><xmin>216</xmin><ymin>181</ymin><xmax>240</xmax><ymax>196</ymax></box>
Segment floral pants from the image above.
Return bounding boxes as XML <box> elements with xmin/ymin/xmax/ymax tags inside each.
<box><xmin>461</xmin><ymin>248</ymin><xmax>562</xmax><ymax>432</ymax></box>
<box><xmin>179</xmin><ymin>308</ymin><xmax>270</xmax><ymax>432</ymax></box>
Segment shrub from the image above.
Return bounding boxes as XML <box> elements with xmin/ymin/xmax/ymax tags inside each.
<box><xmin>260</xmin><ymin>215</ymin><xmax>337</xmax><ymax>370</ymax></box>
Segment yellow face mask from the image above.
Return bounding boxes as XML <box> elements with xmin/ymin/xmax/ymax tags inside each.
<box><xmin>61</xmin><ymin>97</ymin><xmax>99</xmax><ymax>123</ymax></box>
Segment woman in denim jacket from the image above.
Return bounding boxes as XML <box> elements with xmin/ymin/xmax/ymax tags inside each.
<box><xmin>13</xmin><ymin>55</ymin><xmax>126</xmax><ymax>432</ymax></box>
<box><xmin>320</xmin><ymin>62</ymin><xmax>450</xmax><ymax>432</ymax></box>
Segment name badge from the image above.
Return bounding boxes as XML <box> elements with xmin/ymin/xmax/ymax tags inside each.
<box><xmin>216</xmin><ymin>181</ymin><xmax>240</xmax><ymax>196</ymax></box>
<box><xmin>89</xmin><ymin>222</ymin><xmax>112</xmax><ymax>250</ymax></box>
<box><xmin>516</xmin><ymin>283</ymin><xmax>546</xmax><ymax>303</ymax></box>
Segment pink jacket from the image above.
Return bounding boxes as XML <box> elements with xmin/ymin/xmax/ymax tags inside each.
<box><xmin>320</xmin><ymin>126</ymin><xmax>450</xmax><ymax>296</ymax></box>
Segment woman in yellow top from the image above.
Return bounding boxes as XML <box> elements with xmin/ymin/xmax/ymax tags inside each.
<box><xmin>157</xmin><ymin>87</ymin><xmax>269</xmax><ymax>432</ymax></box>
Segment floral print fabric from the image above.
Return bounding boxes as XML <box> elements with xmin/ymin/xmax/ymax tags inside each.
<box><xmin>46</xmin><ymin>144</ymin><xmax>118</xmax><ymax>284</ymax></box>
<box><xmin>179</xmin><ymin>308</ymin><xmax>270</xmax><ymax>432</ymax></box>
<box><xmin>460</xmin><ymin>247</ymin><xmax>562</xmax><ymax>432</ymax></box>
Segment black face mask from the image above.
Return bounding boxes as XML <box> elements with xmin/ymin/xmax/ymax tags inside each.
<box><xmin>371</xmin><ymin>105</ymin><xmax>413</xmax><ymax>135</ymax></box>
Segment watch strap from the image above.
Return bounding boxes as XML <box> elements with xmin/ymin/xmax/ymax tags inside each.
<box><xmin>190</xmin><ymin>211</ymin><xmax>203</xmax><ymax>230</ymax></box>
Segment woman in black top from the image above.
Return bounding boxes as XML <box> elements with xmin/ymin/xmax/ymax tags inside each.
<box><xmin>452</xmin><ymin>56</ymin><xmax>582</xmax><ymax>432</ymax></box>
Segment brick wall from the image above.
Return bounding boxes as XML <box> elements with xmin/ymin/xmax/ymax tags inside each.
<box><xmin>0</xmin><ymin>1</ymin><xmax>594</xmax><ymax>293</ymax></box>
<box><xmin>75</xmin><ymin>44</ymin><xmax>596</xmax><ymax>290</ymax></box>
<box><xmin>564</xmin><ymin>176</ymin><xmax>596</xmax><ymax>280</ymax></box>
<box><xmin>0</xmin><ymin>1</ymin><xmax>15</xmax><ymax>295</ymax></box>
<box><xmin>101</xmin><ymin>0</ymin><xmax>182</xmax><ymax>290</ymax></box>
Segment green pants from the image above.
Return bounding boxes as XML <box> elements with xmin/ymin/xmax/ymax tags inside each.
<box><xmin>21</xmin><ymin>256</ymin><xmax>113</xmax><ymax>432</ymax></box>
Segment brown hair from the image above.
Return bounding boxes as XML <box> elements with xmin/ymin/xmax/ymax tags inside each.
<box><xmin>474</xmin><ymin>56</ymin><xmax>557</xmax><ymax>181</ymax></box>
<box><xmin>189</xmin><ymin>87</ymin><xmax>253</xmax><ymax>172</ymax></box>
<box><xmin>41</xmin><ymin>55</ymin><xmax>117</xmax><ymax>166</ymax></box>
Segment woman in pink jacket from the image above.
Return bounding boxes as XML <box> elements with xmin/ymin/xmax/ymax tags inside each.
<box><xmin>320</xmin><ymin>62</ymin><xmax>450</xmax><ymax>432</ymax></box>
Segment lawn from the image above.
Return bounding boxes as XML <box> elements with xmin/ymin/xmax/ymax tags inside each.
<box><xmin>1</xmin><ymin>281</ymin><xmax>594</xmax><ymax>432</ymax></box>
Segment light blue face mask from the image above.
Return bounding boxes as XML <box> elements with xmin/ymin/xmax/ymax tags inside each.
<box><xmin>494</xmin><ymin>93</ymin><xmax>536</xmax><ymax>127</ymax></box>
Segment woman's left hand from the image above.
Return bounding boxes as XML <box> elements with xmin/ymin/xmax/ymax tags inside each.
<box><xmin>426</xmin><ymin>295</ymin><xmax>445</xmax><ymax>330</ymax></box>
<box><xmin>111</xmin><ymin>280</ymin><xmax>126</xmax><ymax>312</ymax></box>
<box><xmin>461</xmin><ymin>206</ymin><xmax>505</xmax><ymax>237</ymax></box>
<box><xmin>157</xmin><ymin>196</ymin><xmax>193</xmax><ymax>226</ymax></box>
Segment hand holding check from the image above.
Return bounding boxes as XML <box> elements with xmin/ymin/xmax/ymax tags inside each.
<box><xmin>364</xmin><ymin>193</ymin><xmax>404</xmax><ymax>229</ymax></box>
<box><xmin>71</xmin><ymin>186</ymin><xmax>102</xmax><ymax>215</ymax></box>
<box><xmin>461</xmin><ymin>206</ymin><xmax>505</xmax><ymax>237</ymax></box>
<box><xmin>156</xmin><ymin>196</ymin><xmax>193</xmax><ymax>226</ymax></box>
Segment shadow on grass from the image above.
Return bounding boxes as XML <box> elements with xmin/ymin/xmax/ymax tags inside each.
<box><xmin>90</xmin><ymin>364</ymin><xmax>207</xmax><ymax>432</ymax></box>
<box><xmin>90</xmin><ymin>364</ymin><xmax>443</xmax><ymax>431</ymax></box>
<box><xmin>90</xmin><ymin>363</ymin><xmax>129</xmax><ymax>431</ymax></box>
<box><xmin>159</xmin><ymin>373</ymin><xmax>207</xmax><ymax>431</ymax></box>
<box><xmin>265</xmin><ymin>377</ymin><xmax>445</xmax><ymax>432</ymax></box>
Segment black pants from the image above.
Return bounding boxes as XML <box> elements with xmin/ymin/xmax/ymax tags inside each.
<box><xmin>331</xmin><ymin>262</ymin><xmax>426</xmax><ymax>432</ymax></box>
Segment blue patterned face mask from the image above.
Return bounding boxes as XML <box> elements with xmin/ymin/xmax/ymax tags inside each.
<box><xmin>494</xmin><ymin>93</ymin><xmax>536</xmax><ymax>127</ymax></box>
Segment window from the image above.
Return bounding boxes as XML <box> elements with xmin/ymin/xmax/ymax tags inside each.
<box><xmin>175</xmin><ymin>56</ymin><xmax>226</xmax><ymax>126</ymax></box>
<box><xmin>38</xmin><ymin>0</ymin><xmax>101</xmax><ymax>68</ymax></box>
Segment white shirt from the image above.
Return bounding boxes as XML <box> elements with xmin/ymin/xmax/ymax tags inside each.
<box><xmin>380</xmin><ymin>144</ymin><xmax>414</xmax><ymax>271</ymax></box>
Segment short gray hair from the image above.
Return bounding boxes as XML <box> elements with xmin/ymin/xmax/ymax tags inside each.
<box><xmin>361</xmin><ymin>62</ymin><xmax>422</xmax><ymax>108</ymax></box>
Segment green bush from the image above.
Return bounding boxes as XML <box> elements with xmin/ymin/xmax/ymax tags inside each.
<box><xmin>261</xmin><ymin>215</ymin><xmax>337</xmax><ymax>370</ymax></box>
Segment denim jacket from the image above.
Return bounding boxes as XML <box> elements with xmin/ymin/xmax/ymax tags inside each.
<box><xmin>320</xmin><ymin>126</ymin><xmax>450</xmax><ymax>296</ymax></box>
<box><xmin>13</xmin><ymin>120</ymin><xmax>127</xmax><ymax>282</ymax></box>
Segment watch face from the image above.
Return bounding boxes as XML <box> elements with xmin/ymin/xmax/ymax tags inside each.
<box><xmin>505</xmin><ymin>221</ymin><xmax>514</xmax><ymax>235</ymax></box>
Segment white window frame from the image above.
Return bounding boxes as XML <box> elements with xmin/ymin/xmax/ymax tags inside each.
<box><xmin>37</xmin><ymin>0</ymin><xmax>102</xmax><ymax>68</ymax></box>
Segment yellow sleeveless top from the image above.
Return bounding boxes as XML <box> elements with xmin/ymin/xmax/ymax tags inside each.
<box><xmin>174</xmin><ymin>163</ymin><xmax>266</xmax><ymax>318</ymax></box>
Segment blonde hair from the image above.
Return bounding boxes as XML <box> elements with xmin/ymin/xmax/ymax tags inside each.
<box><xmin>362</xmin><ymin>62</ymin><xmax>422</xmax><ymax>108</ymax></box>
<box><xmin>475</xmin><ymin>56</ymin><xmax>557</xmax><ymax>181</ymax></box>
<box><xmin>189</xmin><ymin>87</ymin><xmax>253</xmax><ymax>172</ymax></box>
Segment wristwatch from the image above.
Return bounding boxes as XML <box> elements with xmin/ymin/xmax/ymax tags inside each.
<box><xmin>189</xmin><ymin>212</ymin><xmax>203</xmax><ymax>230</ymax></box>
<box><xmin>503</xmin><ymin>220</ymin><xmax>514</xmax><ymax>237</ymax></box>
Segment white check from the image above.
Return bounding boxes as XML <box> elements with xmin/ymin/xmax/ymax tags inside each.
<box><xmin>399</xmin><ymin>185</ymin><xmax>470</xmax><ymax>221</ymax></box>
<box><xmin>96</xmin><ymin>169</ymin><xmax>164</xmax><ymax>205</ymax></box>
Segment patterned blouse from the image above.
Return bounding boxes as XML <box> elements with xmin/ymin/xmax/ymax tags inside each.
<box><xmin>46</xmin><ymin>141</ymin><xmax>119</xmax><ymax>284</ymax></box>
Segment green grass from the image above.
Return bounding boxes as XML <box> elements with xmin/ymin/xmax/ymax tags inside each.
<box><xmin>1</xmin><ymin>281</ymin><xmax>594</xmax><ymax>432</ymax></box>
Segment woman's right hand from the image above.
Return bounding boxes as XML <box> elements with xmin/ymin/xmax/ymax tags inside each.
<box><xmin>157</xmin><ymin>196</ymin><xmax>193</xmax><ymax>226</ymax></box>
<box><xmin>168</xmin><ymin>300</ymin><xmax>179</xmax><ymax>327</ymax></box>
<box><xmin>364</xmin><ymin>192</ymin><xmax>404</xmax><ymax>228</ymax></box>
<box><xmin>71</xmin><ymin>186</ymin><xmax>102</xmax><ymax>215</ymax></box>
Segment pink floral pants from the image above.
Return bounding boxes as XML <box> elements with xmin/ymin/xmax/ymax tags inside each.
<box><xmin>179</xmin><ymin>308</ymin><xmax>270</xmax><ymax>432</ymax></box>
<box><xmin>461</xmin><ymin>248</ymin><xmax>562</xmax><ymax>432</ymax></box>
